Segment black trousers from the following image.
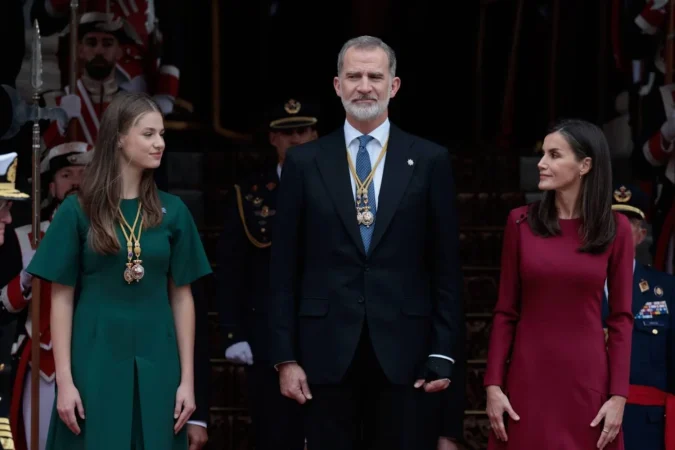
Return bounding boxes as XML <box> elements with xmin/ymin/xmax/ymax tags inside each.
<box><xmin>246</xmin><ymin>362</ymin><xmax>305</xmax><ymax>450</ymax></box>
<box><xmin>305</xmin><ymin>322</ymin><xmax>441</xmax><ymax>450</ymax></box>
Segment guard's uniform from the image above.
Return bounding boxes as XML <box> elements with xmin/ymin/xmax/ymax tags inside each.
<box><xmin>0</xmin><ymin>152</ymin><xmax>30</xmax><ymax>450</ymax></box>
<box><xmin>215</xmin><ymin>99</ymin><xmax>319</xmax><ymax>450</ymax></box>
<box><xmin>42</xmin><ymin>75</ymin><xmax>119</xmax><ymax>148</ymax></box>
<box><xmin>39</xmin><ymin>0</ymin><xmax>182</xmax><ymax>110</ymax></box>
<box><xmin>0</xmin><ymin>143</ymin><xmax>90</xmax><ymax>450</ymax></box>
<box><xmin>603</xmin><ymin>184</ymin><xmax>675</xmax><ymax>450</ymax></box>
<box><xmin>40</xmin><ymin>12</ymin><xmax>133</xmax><ymax>149</ymax></box>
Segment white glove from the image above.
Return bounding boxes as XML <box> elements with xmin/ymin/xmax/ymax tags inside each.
<box><xmin>56</xmin><ymin>94</ymin><xmax>81</xmax><ymax>133</ymax></box>
<box><xmin>59</xmin><ymin>94</ymin><xmax>81</xmax><ymax>120</ymax></box>
<box><xmin>224</xmin><ymin>341</ymin><xmax>253</xmax><ymax>366</ymax></box>
<box><xmin>152</xmin><ymin>94</ymin><xmax>175</xmax><ymax>115</ymax></box>
<box><xmin>20</xmin><ymin>270</ymin><xmax>32</xmax><ymax>297</ymax></box>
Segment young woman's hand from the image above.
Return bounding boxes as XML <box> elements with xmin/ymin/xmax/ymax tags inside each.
<box><xmin>56</xmin><ymin>382</ymin><xmax>85</xmax><ymax>435</ymax></box>
<box><xmin>174</xmin><ymin>382</ymin><xmax>196</xmax><ymax>434</ymax></box>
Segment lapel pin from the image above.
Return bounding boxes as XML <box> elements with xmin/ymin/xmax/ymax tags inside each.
<box><xmin>654</xmin><ymin>286</ymin><xmax>663</xmax><ymax>297</ymax></box>
<box><xmin>639</xmin><ymin>279</ymin><xmax>649</xmax><ymax>293</ymax></box>
<box><xmin>407</xmin><ymin>159</ymin><xmax>414</xmax><ymax>166</ymax></box>
<box><xmin>161</xmin><ymin>207</ymin><xmax>167</xmax><ymax>214</ymax></box>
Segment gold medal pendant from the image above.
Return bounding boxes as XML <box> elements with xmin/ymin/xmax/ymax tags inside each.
<box><xmin>361</xmin><ymin>210</ymin><xmax>374</xmax><ymax>227</ymax></box>
<box><xmin>124</xmin><ymin>265</ymin><xmax>135</xmax><ymax>284</ymax></box>
<box><xmin>118</xmin><ymin>202</ymin><xmax>145</xmax><ymax>284</ymax></box>
<box><xmin>346</xmin><ymin>137</ymin><xmax>388</xmax><ymax>229</ymax></box>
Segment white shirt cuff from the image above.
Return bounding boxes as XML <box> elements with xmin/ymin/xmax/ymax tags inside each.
<box><xmin>187</xmin><ymin>420</ymin><xmax>207</xmax><ymax>428</ymax></box>
<box><xmin>428</xmin><ymin>354</ymin><xmax>455</xmax><ymax>364</ymax></box>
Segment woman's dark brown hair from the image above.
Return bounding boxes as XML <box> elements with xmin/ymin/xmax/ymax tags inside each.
<box><xmin>527</xmin><ymin>118</ymin><xmax>616</xmax><ymax>254</ymax></box>
<box><xmin>79</xmin><ymin>91</ymin><xmax>164</xmax><ymax>254</ymax></box>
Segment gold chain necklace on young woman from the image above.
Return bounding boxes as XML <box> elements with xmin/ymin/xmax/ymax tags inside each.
<box><xmin>118</xmin><ymin>202</ymin><xmax>145</xmax><ymax>284</ymax></box>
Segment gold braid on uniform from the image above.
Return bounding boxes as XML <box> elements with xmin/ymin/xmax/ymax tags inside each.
<box><xmin>0</xmin><ymin>417</ymin><xmax>14</xmax><ymax>449</ymax></box>
<box><xmin>234</xmin><ymin>185</ymin><xmax>271</xmax><ymax>249</ymax></box>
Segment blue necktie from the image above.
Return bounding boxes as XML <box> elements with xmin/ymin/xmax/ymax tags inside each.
<box><xmin>356</xmin><ymin>135</ymin><xmax>376</xmax><ymax>252</ymax></box>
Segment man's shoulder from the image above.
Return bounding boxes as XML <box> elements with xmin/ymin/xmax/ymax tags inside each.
<box><xmin>641</xmin><ymin>264</ymin><xmax>675</xmax><ymax>288</ymax></box>
<box><xmin>391</xmin><ymin>124</ymin><xmax>447</xmax><ymax>158</ymax></box>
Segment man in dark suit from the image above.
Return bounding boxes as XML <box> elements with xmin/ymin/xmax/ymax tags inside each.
<box><xmin>269</xmin><ymin>35</ymin><xmax>463</xmax><ymax>450</ymax></box>
<box><xmin>602</xmin><ymin>184</ymin><xmax>674</xmax><ymax>450</ymax></box>
<box><xmin>215</xmin><ymin>99</ymin><xmax>319</xmax><ymax>450</ymax></box>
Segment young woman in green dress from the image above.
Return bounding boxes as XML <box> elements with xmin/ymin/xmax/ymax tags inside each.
<box><xmin>27</xmin><ymin>92</ymin><xmax>212</xmax><ymax>450</ymax></box>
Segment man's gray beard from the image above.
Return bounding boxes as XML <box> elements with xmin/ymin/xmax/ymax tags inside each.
<box><xmin>342</xmin><ymin>97</ymin><xmax>390</xmax><ymax>121</ymax></box>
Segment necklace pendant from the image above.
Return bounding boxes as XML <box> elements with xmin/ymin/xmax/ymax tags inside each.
<box><xmin>131</xmin><ymin>261</ymin><xmax>145</xmax><ymax>282</ymax></box>
<box><xmin>124</xmin><ymin>266</ymin><xmax>135</xmax><ymax>284</ymax></box>
<box><xmin>361</xmin><ymin>210</ymin><xmax>375</xmax><ymax>227</ymax></box>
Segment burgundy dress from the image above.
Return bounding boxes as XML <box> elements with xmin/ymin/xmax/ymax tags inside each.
<box><xmin>484</xmin><ymin>205</ymin><xmax>634</xmax><ymax>450</ymax></box>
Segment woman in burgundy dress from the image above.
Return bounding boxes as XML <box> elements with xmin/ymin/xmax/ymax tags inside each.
<box><xmin>484</xmin><ymin>119</ymin><xmax>635</xmax><ymax>450</ymax></box>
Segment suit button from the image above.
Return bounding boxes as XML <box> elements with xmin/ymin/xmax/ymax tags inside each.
<box><xmin>251</xmin><ymin>307</ymin><xmax>256</xmax><ymax>312</ymax></box>
<box><xmin>652</xmin><ymin>329</ymin><xmax>658</xmax><ymax>335</ymax></box>
<box><xmin>358</xmin><ymin>296</ymin><xmax>365</xmax><ymax>304</ymax></box>
<box><xmin>364</xmin><ymin>265</ymin><xmax>370</xmax><ymax>272</ymax></box>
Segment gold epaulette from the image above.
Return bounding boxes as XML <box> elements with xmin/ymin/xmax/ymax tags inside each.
<box><xmin>0</xmin><ymin>417</ymin><xmax>14</xmax><ymax>450</ymax></box>
<box><xmin>234</xmin><ymin>185</ymin><xmax>271</xmax><ymax>249</ymax></box>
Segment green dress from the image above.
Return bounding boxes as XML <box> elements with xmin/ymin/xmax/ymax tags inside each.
<box><xmin>26</xmin><ymin>191</ymin><xmax>212</xmax><ymax>450</ymax></box>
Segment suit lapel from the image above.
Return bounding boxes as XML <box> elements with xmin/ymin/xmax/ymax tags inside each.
<box><xmin>369</xmin><ymin>125</ymin><xmax>416</xmax><ymax>254</ymax></box>
<box><xmin>315</xmin><ymin>129</ymin><xmax>366</xmax><ymax>256</ymax></box>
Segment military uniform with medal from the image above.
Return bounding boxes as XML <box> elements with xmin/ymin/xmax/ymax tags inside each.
<box><xmin>602</xmin><ymin>183</ymin><xmax>675</xmax><ymax>450</ymax></box>
<box><xmin>215</xmin><ymin>98</ymin><xmax>318</xmax><ymax>450</ymax></box>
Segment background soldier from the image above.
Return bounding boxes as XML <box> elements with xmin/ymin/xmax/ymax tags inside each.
<box><xmin>603</xmin><ymin>183</ymin><xmax>674</xmax><ymax>450</ymax></box>
<box><xmin>215</xmin><ymin>98</ymin><xmax>318</xmax><ymax>450</ymax></box>
<box><xmin>0</xmin><ymin>152</ymin><xmax>30</xmax><ymax>450</ymax></box>
<box><xmin>33</xmin><ymin>0</ymin><xmax>184</xmax><ymax>116</ymax></box>
<box><xmin>2</xmin><ymin>143</ymin><xmax>90</xmax><ymax>450</ymax></box>
<box><xmin>41</xmin><ymin>12</ymin><xmax>136</xmax><ymax>149</ymax></box>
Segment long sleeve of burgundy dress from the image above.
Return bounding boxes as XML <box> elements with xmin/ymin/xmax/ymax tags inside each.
<box><xmin>484</xmin><ymin>205</ymin><xmax>634</xmax><ymax>450</ymax></box>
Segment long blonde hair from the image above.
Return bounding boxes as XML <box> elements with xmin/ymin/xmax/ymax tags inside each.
<box><xmin>79</xmin><ymin>91</ymin><xmax>163</xmax><ymax>254</ymax></box>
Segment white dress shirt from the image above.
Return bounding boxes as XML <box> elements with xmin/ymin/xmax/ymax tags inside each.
<box><xmin>343</xmin><ymin>118</ymin><xmax>390</xmax><ymax>207</ymax></box>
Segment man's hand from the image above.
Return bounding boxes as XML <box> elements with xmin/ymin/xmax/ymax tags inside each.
<box><xmin>415</xmin><ymin>357</ymin><xmax>452</xmax><ymax>392</ymax></box>
<box><xmin>224</xmin><ymin>341</ymin><xmax>253</xmax><ymax>365</ymax></box>
<box><xmin>414</xmin><ymin>378</ymin><xmax>450</xmax><ymax>392</ymax></box>
<box><xmin>278</xmin><ymin>362</ymin><xmax>312</xmax><ymax>404</ymax></box>
<box><xmin>187</xmin><ymin>424</ymin><xmax>208</xmax><ymax>450</ymax></box>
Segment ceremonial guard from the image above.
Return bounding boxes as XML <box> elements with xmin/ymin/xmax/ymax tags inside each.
<box><xmin>0</xmin><ymin>152</ymin><xmax>30</xmax><ymax>450</ymax></box>
<box><xmin>40</xmin><ymin>12</ymin><xmax>134</xmax><ymax>149</ymax></box>
<box><xmin>215</xmin><ymin>98</ymin><xmax>318</xmax><ymax>450</ymax></box>
<box><xmin>609</xmin><ymin>0</ymin><xmax>675</xmax><ymax>274</ymax></box>
<box><xmin>603</xmin><ymin>183</ymin><xmax>675</xmax><ymax>450</ymax></box>
<box><xmin>0</xmin><ymin>143</ymin><xmax>90</xmax><ymax>450</ymax></box>
<box><xmin>34</xmin><ymin>0</ymin><xmax>183</xmax><ymax>115</ymax></box>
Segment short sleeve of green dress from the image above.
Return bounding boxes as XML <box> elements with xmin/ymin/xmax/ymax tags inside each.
<box><xmin>168</xmin><ymin>197</ymin><xmax>212</xmax><ymax>286</ymax></box>
<box><xmin>26</xmin><ymin>195</ymin><xmax>81</xmax><ymax>285</ymax></box>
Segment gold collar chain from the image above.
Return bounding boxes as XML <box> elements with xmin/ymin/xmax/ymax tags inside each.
<box><xmin>118</xmin><ymin>201</ymin><xmax>146</xmax><ymax>284</ymax></box>
<box><xmin>345</xmin><ymin>136</ymin><xmax>389</xmax><ymax>227</ymax></box>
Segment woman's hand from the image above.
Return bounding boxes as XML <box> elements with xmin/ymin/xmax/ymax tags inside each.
<box><xmin>486</xmin><ymin>385</ymin><xmax>520</xmax><ymax>442</ymax></box>
<box><xmin>56</xmin><ymin>382</ymin><xmax>85</xmax><ymax>435</ymax></box>
<box><xmin>591</xmin><ymin>395</ymin><xmax>626</xmax><ymax>449</ymax></box>
<box><xmin>174</xmin><ymin>382</ymin><xmax>196</xmax><ymax>434</ymax></box>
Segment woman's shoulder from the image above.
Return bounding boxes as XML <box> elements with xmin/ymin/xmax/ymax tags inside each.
<box><xmin>611</xmin><ymin>210</ymin><xmax>632</xmax><ymax>237</ymax></box>
<box><xmin>157</xmin><ymin>190</ymin><xmax>188</xmax><ymax>212</ymax></box>
<box><xmin>507</xmin><ymin>204</ymin><xmax>531</xmax><ymax>224</ymax></box>
<box><xmin>57</xmin><ymin>194</ymin><xmax>85</xmax><ymax>216</ymax></box>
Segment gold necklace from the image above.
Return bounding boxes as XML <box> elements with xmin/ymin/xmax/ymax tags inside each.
<box><xmin>118</xmin><ymin>201</ymin><xmax>145</xmax><ymax>284</ymax></box>
<box><xmin>345</xmin><ymin>137</ymin><xmax>388</xmax><ymax>227</ymax></box>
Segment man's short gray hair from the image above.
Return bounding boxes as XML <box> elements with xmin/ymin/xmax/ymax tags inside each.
<box><xmin>337</xmin><ymin>35</ymin><xmax>397</xmax><ymax>78</ymax></box>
